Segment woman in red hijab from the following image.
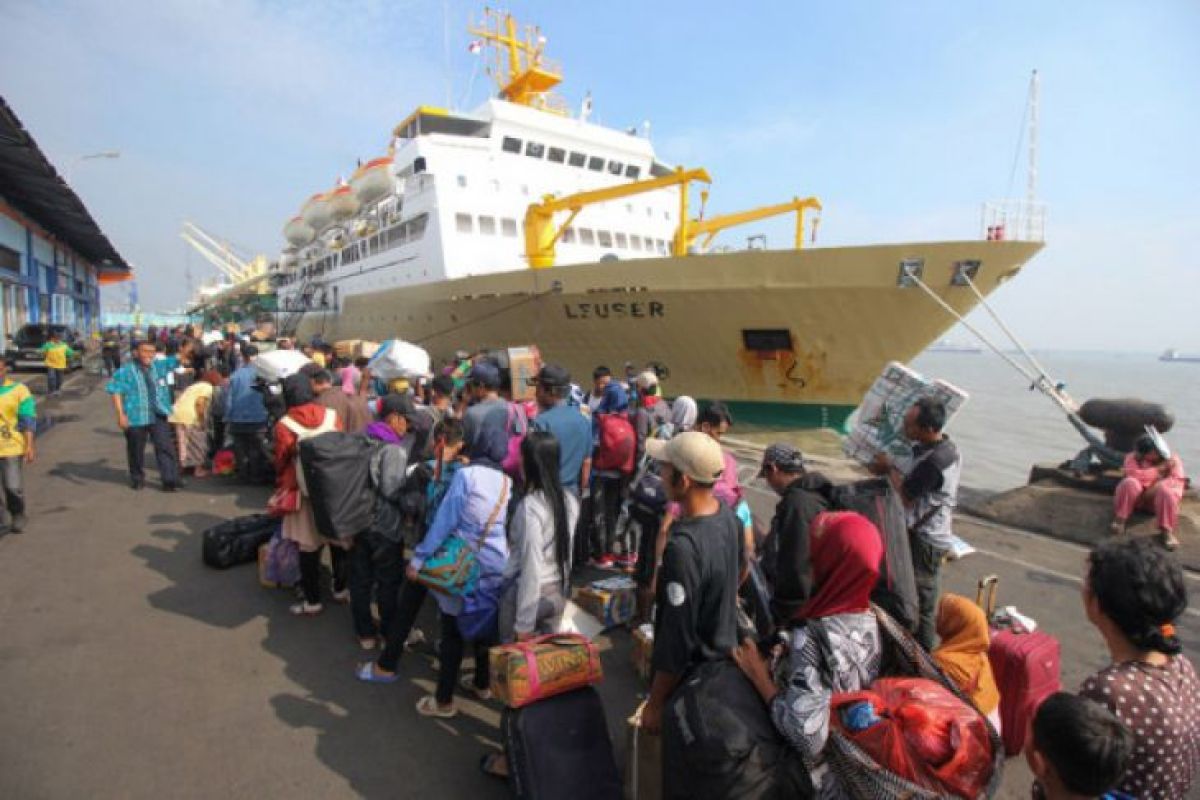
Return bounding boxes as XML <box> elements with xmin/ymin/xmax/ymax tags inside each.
<box><xmin>734</xmin><ymin>511</ymin><xmax>884</xmax><ymax>798</ymax></box>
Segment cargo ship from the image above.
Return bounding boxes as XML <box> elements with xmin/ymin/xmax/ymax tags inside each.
<box><xmin>273</xmin><ymin>10</ymin><xmax>1044</xmax><ymax>430</ymax></box>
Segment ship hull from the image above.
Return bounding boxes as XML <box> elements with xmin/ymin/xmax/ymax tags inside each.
<box><xmin>292</xmin><ymin>240</ymin><xmax>1042</xmax><ymax>429</ymax></box>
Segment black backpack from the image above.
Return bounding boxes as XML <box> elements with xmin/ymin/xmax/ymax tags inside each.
<box><xmin>300</xmin><ymin>432</ymin><xmax>377</xmax><ymax>540</ymax></box>
<box><xmin>663</xmin><ymin>659</ymin><xmax>813</xmax><ymax>799</ymax></box>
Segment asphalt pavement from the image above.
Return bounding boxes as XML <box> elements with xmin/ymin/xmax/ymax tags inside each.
<box><xmin>0</xmin><ymin>377</ymin><xmax>1196</xmax><ymax>799</ymax></box>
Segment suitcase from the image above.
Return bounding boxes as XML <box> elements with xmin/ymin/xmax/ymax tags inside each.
<box><xmin>626</xmin><ymin>702</ymin><xmax>663</xmax><ymax>800</ymax></box>
<box><xmin>201</xmin><ymin>514</ymin><xmax>278</xmax><ymax>569</ymax></box>
<box><xmin>976</xmin><ymin>575</ymin><xmax>1062</xmax><ymax>756</ymax></box>
<box><xmin>501</xmin><ymin>686</ymin><xmax>622</xmax><ymax>800</ymax></box>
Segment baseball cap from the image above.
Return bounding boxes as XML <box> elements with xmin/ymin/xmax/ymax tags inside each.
<box><xmin>635</xmin><ymin>370</ymin><xmax>658</xmax><ymax>390</ymax></box>
<box><xmin>645</xmin><ymin>432</ymin><xmax>725</xmax><ymax>484</ymax></box>
<box><xmin>379</xmin><ymin>393</ymin><xmax>416</xmax><ymax>420</ymax></box>
<box><xmin>468</xmin><ymin>361</ymin><xmax>502</xmax><ymax>389</ymax></box>
<box><xmin>528</xmin><ymin>363</ymin><xmax>570</xmax><ymax>388</ymax></box>
<box><xmin>759</xmin><ymin>443</ymin><xmax>805</xmax><ymax>476</ymax></box>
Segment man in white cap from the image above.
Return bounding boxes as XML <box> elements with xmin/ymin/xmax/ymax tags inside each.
<box><xmin>639</xmin><ymin>432</ymin><xmax>742</xmax><ymax>743</ymax></box>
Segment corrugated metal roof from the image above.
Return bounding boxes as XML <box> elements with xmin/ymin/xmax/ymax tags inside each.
<box><xmin>0</xmin><ymin>95</ymin><xmax>131</xmax><ymax>275</ymax></box>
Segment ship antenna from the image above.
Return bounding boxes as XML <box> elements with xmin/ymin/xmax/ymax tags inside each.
<box><xmin>1026</xmin><ymin>69</ymin><xmax>1039</xmax><ymax>227</ymax></box>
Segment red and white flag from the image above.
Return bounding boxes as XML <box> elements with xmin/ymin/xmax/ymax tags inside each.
<box><xmin>467</xmin><ymin>40</ymin><xmax>483</xmax><ymax>55</ymax></box>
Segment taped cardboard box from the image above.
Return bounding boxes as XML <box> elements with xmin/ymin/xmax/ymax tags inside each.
<box><xmin>574</xmin><ymin>577</ymin><xmax>636</xmax><ymax>630</ymax></box>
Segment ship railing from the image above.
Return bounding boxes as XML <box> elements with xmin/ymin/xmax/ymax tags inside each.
<box><xmin>980</xmin><ymin>200</ymin><xmax>1046</xmax><ymax>242</ymax></box>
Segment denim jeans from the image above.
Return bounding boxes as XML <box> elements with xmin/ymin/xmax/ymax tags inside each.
<box><xmin>910</xmin><ymin>533</ymin><xmax>947</xmax><ymax>651</ymax></box>
<box><xmin>348</xmin><ymin>530</ymin><xmax>405</xmax><ymax>639</ymax></box>
<box><xmin>0</xmin><ymin>456</ymin><xmax>25</xmax><ymax>518</ymax></box>
<box><xmin>46</xmin><ymin>368</ymin><xmax>64</xmax><ymax>394</ymax></box>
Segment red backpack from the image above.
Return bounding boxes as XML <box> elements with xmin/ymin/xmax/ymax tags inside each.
<box><xmin>593</xmin><ymin>412</ymin><xmax>636</xmax><ymax>474</ymax></box>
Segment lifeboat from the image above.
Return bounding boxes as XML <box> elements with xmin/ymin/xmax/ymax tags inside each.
<box><xmin>351</xmin><ymin>157</ymin><xmax>395</xmax><ymax>205</ymax></box>
<box><xmin>300</xmin><ymin>192</ymin><xmax>334</xmax><ymax>231</ymax></box>
<box><xmin>283</xmin><ymin>216</ymin><xmax>315</xmax><ymax>247</ymax></box>
<box><xmin>329</xmin><ymin>185</ymin><xmax>361</xmax><ymax>221</ymax></box>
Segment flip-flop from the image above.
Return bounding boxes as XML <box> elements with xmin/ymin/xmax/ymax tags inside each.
<box><xmin>354</xmin><ymin>662</ymin><xmax>400</xmax><ymax>684</ymax></box>
<box><xmin>479</xmin><ymin>753</ymin><xmax>508</xmax><ymax>780</ymax></box>
<box><xmin>1160</xmin><ymin>532</ymin><xmax>1181</xmax><ymax>551</ymax></box>
<box><xmin>460</xmin><ymin>674</ymin><xmax>492</xmax><ymax>700</ymax></box>
<box><xmin>416</xmin><ymin>694</ymin><xmax>458</xmax><ymax>718</ymax></box>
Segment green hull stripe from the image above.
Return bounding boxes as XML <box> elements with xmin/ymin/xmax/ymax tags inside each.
<box><xmin>718</xmin><ymin>401</ymin><xmax>857</xmax><ymax>433</ymax></box>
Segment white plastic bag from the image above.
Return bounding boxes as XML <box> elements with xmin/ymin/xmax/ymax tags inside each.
<box><xmin>366</xmin><ymin>339</ymin><xmax>430</xmax><ymax>382</ymax></box>
<box><xmin>253</xmin><ymin>349</ymin><xmax>312</xmax><ymax>382</ymax></box>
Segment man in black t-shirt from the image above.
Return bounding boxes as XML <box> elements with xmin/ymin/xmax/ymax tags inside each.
<box><xmin>640</xmin><ymin>432</ymin><xmax>741</xmax><ymax>736</ymax></box>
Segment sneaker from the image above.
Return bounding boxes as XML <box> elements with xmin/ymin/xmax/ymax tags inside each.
<box><xmin>289</xmin><ymin>602</ymin><xmax>324</xmax><ymax>616</ymax></box>
<box><xmin>331</xmin><ymin>587</ymin><xmax>350</xmax><ymax>604</ymax></box>
<box><xmin>404</xmin><ymin>628</ymin><xmax>427</xmax><ymax>651</ymax></box>
<box><xmin>590</xmin><ymin>554</ymin><xmax>616</xmax><ymax>569</ymax></box>
<box><xmin>9</xmin><ymin>513</ymin><xmax>26</xmax><ymax>534</ymax></box>
<box><xmin>616</xmin><ymin>552</ymin><xmax>639</xmax><ymax>570</ymax></box>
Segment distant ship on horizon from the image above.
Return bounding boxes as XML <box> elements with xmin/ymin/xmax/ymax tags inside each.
<box><xmin>927</xmin><ymin>339</ymin><xmax>984</xmax><ymax>355</ymax></box>
<box><xmin>1160</xmin><ymin>349</ymin><xmax>1200</xmax><ymax>363</ymax></box>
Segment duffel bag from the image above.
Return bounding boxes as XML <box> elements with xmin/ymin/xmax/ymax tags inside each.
<box><xmin>490</xmin><ymin>632</ymin><xmax>604</xmax><ymax>709</ymax></box>
<box><xmin>202</xmin><ymin>513</ymin><xmax>278</xmax><ymax>569</ymax></box>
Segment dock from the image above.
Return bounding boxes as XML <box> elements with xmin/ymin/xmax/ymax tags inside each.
<box><xmin>1</xmin><ymin>372</ymin><xmax>1197</xmax><ymax>799</ymax></box>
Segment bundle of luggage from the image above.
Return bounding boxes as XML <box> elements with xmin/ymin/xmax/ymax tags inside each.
<box><xmin>201</xmin><ymin>514</ymin><xmax>278</xmax><ymax>570</ymax></box>
<box><xmin>488</xmin><ymin>633</ymin><xmax>621</xmax><ymax>799</ymax></box>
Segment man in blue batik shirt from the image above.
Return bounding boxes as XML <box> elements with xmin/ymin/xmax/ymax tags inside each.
<box><xmin>107</xmin><ymin>340</ymin><xmax>180</xmax><ymax>491</ymax></box>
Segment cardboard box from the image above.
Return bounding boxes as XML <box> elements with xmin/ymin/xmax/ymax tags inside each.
<box><xmin>575</xmin><ymin>577</ymin><xmax>636</xmax><ymax>630</ymax></box>
<box><xmin>334</xmin><ymin>339</ymin><xmax>380</xmax><ymax>360</ymax></box>
<box><xmin>631</xmin><ymin>623</ymin><xmax>654</xmax><ymax>682</ymax></box>
<box><xmin>507</xmin><ymin>345</ymin><xmax>542</xmax><ymax>402</ymax></box>
<box><xmin>843</xmin><ymin>361</ymin><xmax>969</xmax><ymax>466</ymax></box>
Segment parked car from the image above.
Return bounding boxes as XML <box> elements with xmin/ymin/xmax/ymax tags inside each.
<box><xmin>6</xmin><ymin>324</ymin><xmax>85</xmax><ymax>371</ymax></box>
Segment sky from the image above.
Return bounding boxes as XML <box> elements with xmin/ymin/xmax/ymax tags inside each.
<box><xmin>2</xmin><ymin>0</ymin><xmax>1197</xmax><ymax>351</ymax></box>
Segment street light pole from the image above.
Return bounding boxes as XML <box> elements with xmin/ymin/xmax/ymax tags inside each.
<box><xmin>65</xmin><ymin>150</ymin><xmax>121</xmax><ymax>185</ymax></box>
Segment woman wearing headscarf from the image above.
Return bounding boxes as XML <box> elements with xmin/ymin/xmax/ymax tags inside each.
<box><xmin>733</xmin><ymin>510</ymin><xmax>884</xmax><ymax>798</ymax></box>
<box><xmin>669</xmin><ymin>395</ymin><xmax>698</xmax><ymax>433</ymax></box>
<box><xmin>273</xmin><ymin>373</ymin><xmax>342</xmax><ymax>616</ymax></box>
<box><xmin>933</xmin><ymin>594</ymin><xmax>1001</xmax><ymax>733</ymax></box>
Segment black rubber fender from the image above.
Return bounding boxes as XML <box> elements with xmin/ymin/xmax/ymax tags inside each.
<box><xmin>1078</xmin><ymin>398</ymin><xmax>1174</xmax><ymax>434</ymax></box>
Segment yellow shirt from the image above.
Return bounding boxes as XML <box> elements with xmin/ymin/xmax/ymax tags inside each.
<box><xmin>312</xmin><ymin>351</ymin><xmax>327</xmax><ymax>368</ymax></box>
<box><xmin>168</xmin><ymin>381</ymin><xmax>214</xmax><ymax>426</ymax></box>
<box><xmin>41</xmin><ymin>342</ymin><xmax>73</xmax><ymax>370</ymax></box>
<box><xmin>0</xmin><ymin>380</ymin><xmax>35</xmax><ymax>458</ymax></box>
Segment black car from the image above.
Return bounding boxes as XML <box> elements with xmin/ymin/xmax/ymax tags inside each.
<box><xmin>7</xmin><ymin>324</ymin><xmax>85</xmax><ymax>371</ymax></box>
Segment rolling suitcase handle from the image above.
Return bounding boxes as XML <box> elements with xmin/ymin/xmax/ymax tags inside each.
<box><xmin>975</xmin><ymin>575</ymin><xmax>999</xmax><ymax>619</ymax></box>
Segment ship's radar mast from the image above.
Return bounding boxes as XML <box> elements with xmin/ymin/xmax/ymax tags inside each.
<box><xmin>468</xmin><ymin>9</ymin><xmax>566</xmax><ymax>114</ymax></box>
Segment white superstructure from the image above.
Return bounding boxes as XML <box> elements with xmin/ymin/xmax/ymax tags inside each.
<box><xmin>275</xmin><ymin>98</ymin><xmax>681</xmax><ymax>315</ymax></box>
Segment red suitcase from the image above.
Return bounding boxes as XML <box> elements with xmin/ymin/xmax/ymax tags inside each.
<box><xmin>976</xmin><ymin>576</ymin><xmax>1062</xmax><ymax>756</ymax></box>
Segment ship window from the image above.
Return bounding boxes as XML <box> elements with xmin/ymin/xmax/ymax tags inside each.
<box><xmin>587</xmin><ymin>156</ymin><xmax>605</xmax><ymax>172</ymax></box>
<box><xmin>525</xmin><ymin>141</ymin><xmax>545</xmax><ymax>159</ymax></box>
<box><xmin>631</xmin><ymin>235</ymin><xmax>643</xmax><ymax>251</ymax></box>
<box><xmin>456</xmin><ymin>175</ymin><xmax>467</xmax><ymax>187</ymax></box>
<box><xmin>625</xmin><ymin>165</ymin><xmax>641</xmax><ymax>179</ymax></box>
<box><xmin>413</xmin><ymin>157</ymin><xmax>427</xmax><ymax>173</ymax></box>
<box><xmin>597</xmin><ymin>230</ymin><xmax>613</xmax><ymax>247</ymax></box>
<box><xmin>478</xmin><ymin>216</ymin><xmax>497</xmax><ymax>235</ymax></box>
<box><xmin>657</xmin><ymin>239</ymin><xmax>668</xmax><ymax>254</ymax></box>
<box><xmin>664</xmin><ymin>210</ymin><xmax>671</xmax><ymax>220</ymax></box>
<box><xmin>408</xmin><ymin>213</ymin><xmax>428</xmax><ymax>238</ymax></box>
<box><xmin>501</xmin><ymin>136</ymin><xmax>522</xmax><ymax>154</ymax></box>
<box><xmin>615</xmin><ymin>233</ymin><xmax>628</xmax><ymax>248</ymax></box>
<box><xmin>743</xmin><ymin>329</ymin><xmax>794</xmax><ymax>352</ymax></box>
<box><xmin>547</xmin><ymin>147</ymin><xmax>566</xmax><ymax>164</ymax></box>
<box><xmin>646</xmin><ymin>207</ymin><xmax>653</xmax><ymax>217</ymax></box>
<box><xmin>491</xmin><ymin>179</ymin><xmax>501</xmax><ymax>192</ymax></box>
<box><xmin>607</xmin><ymin>160</ymin><xmax>623</xmax><ymax>175</ymax></box>
<box><xmin>455</xmin><ymin>213</ymin><xmax>473</xmax><ymax>233</ymax></box>
<box><xmin>562</xmin><ymin>227</ymin><xmax>576</xmax><ymax>244</ymax></box>
<box><xmin>568</xmin><ymin>151</ymin><xmax>586</xmax><ymax>167</ymax></box>
<box><xmin>579</xmin><ymin>227</ymin><xmax>595</xmax><ymax>245</ymax></box>
<box><xmin>500</xmin><ymin>218</ymin><xmax>518</xmax><ymax>237</ymax></box>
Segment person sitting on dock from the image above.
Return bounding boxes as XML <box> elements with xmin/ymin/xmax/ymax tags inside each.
<box><xmin>1111</xmin><ymin>432</ymin><xmax>1186</xmax><ymax>550</ymax></box>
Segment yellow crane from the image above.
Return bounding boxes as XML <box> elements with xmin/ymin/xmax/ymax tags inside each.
<box><xmin>523</xmin><ymin>167</ymin><xmax>712</xmax><ymax>268</ymax></box>
<box><xmin>679</xmin><ymin>195</ymin><xmax>823</xmax><ymax>253</ymax></box>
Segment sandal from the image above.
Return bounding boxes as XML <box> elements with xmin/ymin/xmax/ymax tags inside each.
<box><xmin>479</xmin><ymin>752</ymin><xmax>509</xmax><ymax>780</ymax></box>
<box><xmin>289</xmin><ymin>602</ymin><xmax>323</xmax><ymax>616</ymax></box>
<box><xmin>358</xmin><ymin>636</ymin><xmax>378</xmax><ymax>651</ymax></box>
<box><xmin>415</xmin><ymin>694</ymin><xmax>458</xmax><ymax>718</ymax></box>
<box><xmin>1160</xmin><ymin>531</ymin><xmax>1181</xmax><ymax>551</ymax></box>
<box><xmin>459</xmin><ymin>675</ymin><xmax>492</xmax><ymax>701</ymax></box>
<box><xmin>354</xmin><ymin>662</ymin><xmax>400</xmax><ymax>684</ymax></box>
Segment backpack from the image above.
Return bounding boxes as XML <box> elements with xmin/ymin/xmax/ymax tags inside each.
<box><xmin>594</xmin><ymin>412</ymin><xmax>636</xmax><ymax>474</ymax></box>
<box><xmin>280</xmin><ymin>408</ymin><xmax>337</xmax><ymax>496</ymax></box>
<box><xmin>299</xmin><ymin>431</ymin><xmax>377</xmax><ymax>540</ymax></box>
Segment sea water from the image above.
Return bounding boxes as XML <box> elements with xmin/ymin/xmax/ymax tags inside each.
<box><xmin>911</xmin><ymin>351</ymin><xmax>1200</xmax><ymax>491</ymax></box>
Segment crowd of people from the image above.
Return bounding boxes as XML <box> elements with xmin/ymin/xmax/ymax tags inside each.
<box><xmin>91</xmin><ymin>325</ymin><xmax>1197</xmax><ymax>798</ymax></box>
